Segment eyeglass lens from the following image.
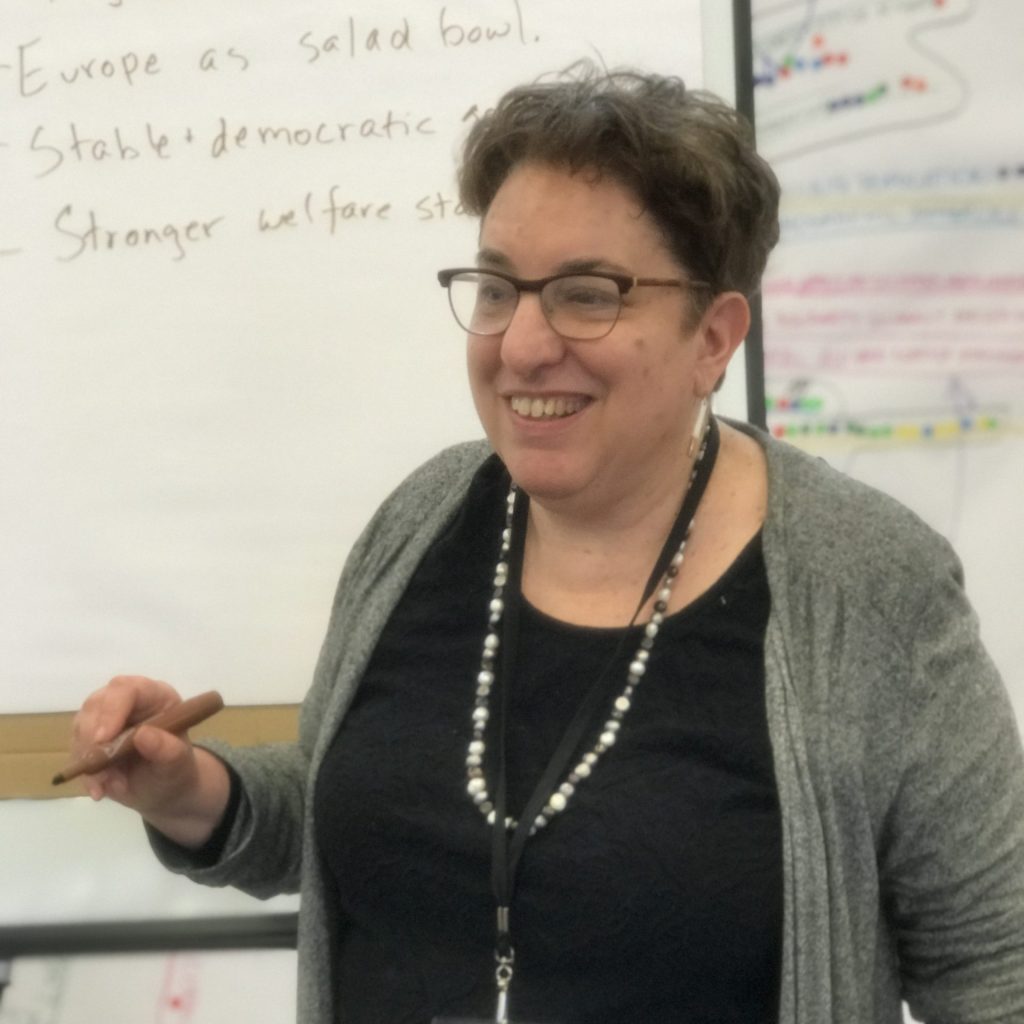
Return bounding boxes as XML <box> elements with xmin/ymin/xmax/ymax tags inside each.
<box><xmin>447</xmin><ymin>272</ymin><xmax>622</xmax><ymax>340</ymax></box>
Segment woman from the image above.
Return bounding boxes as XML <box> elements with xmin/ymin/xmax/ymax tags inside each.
<box><xmin>70</xmin><ymin>68</ymin><xmax>1024</xmax><ymax>1023</ymax></box>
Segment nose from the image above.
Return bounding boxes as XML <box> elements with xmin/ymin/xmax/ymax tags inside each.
<box><xmin>498</xmin><ymin>292</ymin><xmax>567</xmax><ymax>375</ymax></box>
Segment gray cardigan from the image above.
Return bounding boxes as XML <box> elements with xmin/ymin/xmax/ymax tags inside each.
<box><xmin>159</xmin><ymin>427</ymin><xmax>1024</xmax><ymax>1023</ymax></box>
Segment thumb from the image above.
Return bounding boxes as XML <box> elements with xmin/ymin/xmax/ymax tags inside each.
<box><xmin>133</xmin><ymin>723</ymin><xmax>191</xmax><ymax>765</ymax></box>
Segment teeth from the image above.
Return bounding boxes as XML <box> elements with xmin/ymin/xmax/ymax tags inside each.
<box><xmin>511</xmin><ymin>396</ymin><xmax>584</xmax><ymax>419</ymax></box>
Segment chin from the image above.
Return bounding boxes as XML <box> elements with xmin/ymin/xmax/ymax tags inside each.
<box><xmin>500</xmin><ymin>451</ymin><xmax>593</xmax><ymax>505</ymax></box>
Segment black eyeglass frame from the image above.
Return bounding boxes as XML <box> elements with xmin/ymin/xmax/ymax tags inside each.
<box><xmin>436</xmin><ymin>267</ymin><xmax>714</xmax><ymax>340</ymax></box>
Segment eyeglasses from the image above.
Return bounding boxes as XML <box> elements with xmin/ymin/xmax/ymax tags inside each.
<box><xmin>437</xmin><ymin>267</ymin><xmax>712</xmax><ymax>341</ymax></box>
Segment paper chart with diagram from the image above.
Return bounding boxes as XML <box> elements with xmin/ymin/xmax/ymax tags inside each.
<box><xmin>753</xmin><ymin>0</ymin><xmax>1024</xmax><ymax>721</ymax></box>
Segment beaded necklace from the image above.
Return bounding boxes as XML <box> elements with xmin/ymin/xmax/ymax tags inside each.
<box><xmin>463</xmin><ymin>415</ymin><xmax>720</xmax><ymax>1024</ymax></box>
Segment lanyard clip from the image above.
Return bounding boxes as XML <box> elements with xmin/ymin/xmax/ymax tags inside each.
<box><xmin>494</xmin><ymin>904</ymin><xmax>514</xmax><ymax>1022</ymax></box>
<box><xmin>494</xmin><ymin>948</ymin><xmax>514</xmax><ymax>1024</ymax></box>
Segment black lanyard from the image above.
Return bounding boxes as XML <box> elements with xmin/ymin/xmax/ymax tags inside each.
<box><xmin>487</xmin><ymin>417</ymin><xmax>720</xmax><ymax>1022</ymax></box>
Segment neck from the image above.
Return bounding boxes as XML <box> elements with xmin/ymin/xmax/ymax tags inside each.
<box><xmin>520</xmin><ymin>444</ymin><xmax>705</xmax><ymax>625</ymax></box>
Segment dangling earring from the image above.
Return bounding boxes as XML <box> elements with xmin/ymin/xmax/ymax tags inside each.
<box><xmin>688</xmin><ymin>395</ymin><xmax>710</xmax><ymax>457</ymax></box>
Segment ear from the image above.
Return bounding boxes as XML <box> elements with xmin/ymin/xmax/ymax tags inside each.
<box><xmin>691</xmin><ymin>291</ymin><xmax>750</xmax><ymax>396</ymax></box>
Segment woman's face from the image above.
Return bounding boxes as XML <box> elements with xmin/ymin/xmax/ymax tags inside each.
<box><xmin>467</xmin><ymin>161</ymin><xmax>714</xmax><ymax>515</ymax></box>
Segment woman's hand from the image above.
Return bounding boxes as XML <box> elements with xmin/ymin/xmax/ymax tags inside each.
<box><xmin>70</xmin><ymin>675</ymin><xmax>231</xmax><ymax>849</ymax></box>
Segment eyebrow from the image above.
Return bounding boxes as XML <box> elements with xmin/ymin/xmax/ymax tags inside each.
<box><xmin>476</xmin><ymin>248</ymin><xmax>513</xmax><ymax>270</ymax></box>
<box><xmin>475</xmin><ymin>249</ymin><xmax>631</xmax><ymax>276</ymax></box>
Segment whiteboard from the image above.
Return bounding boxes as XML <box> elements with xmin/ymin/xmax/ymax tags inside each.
<box><xmin>0</xmin><ymin>950</ymin><xmax>297</xmax><ymax>1024</ymax></box>
<box><xmin>0</xmin><ymin>0</ymin><xmax>743</xmax><ymax>714</ymax></box>
<box><xmin>752</xmin><ymin>0</ymin><xmax>1024</xmax><ymax>730</ymax></box>
<box><xmin>0</xmin><ymin>798</ymin><xmax>299</xmax><ymax>928</ymax></box>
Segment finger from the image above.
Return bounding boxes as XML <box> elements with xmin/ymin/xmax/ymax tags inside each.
<box><xmin>72</xmin><ymin>683</ymin><xmax>122</xmax><ymax>748</ymax></box>
<box><xmin>103</xmin><ymin>771</ymin><xmax>131</xmax><ymax>803</ymax></box>
<box><xmin>95</xmin><ymin>677</ymin><xmax>177</xmax><ymax>743</ymax></box>
<box><xmin>97</xmin><ymin>677</ymin><xmax>158</xmax><ymax>739</ymax></box>
<box><xmin>133</xmin><ymin>723</ymin><xmax>192</xmax><ymax>766</ymax></box>
<box><xmin>72</xmin><ymin>678</ymin><xmax>147</xmax><ymax>752</ymax></box>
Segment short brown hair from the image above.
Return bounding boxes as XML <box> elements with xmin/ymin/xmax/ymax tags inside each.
<box><xmin>457</xmin><ymin>63</ymin><xmax>780</xmax><ymax>305</ymax></box>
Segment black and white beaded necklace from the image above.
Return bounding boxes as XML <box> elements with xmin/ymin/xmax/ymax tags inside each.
<box><xmin>463</xmin><ymin>415</ymin><xmax>720</xmax><ymax>1024</ymax></box>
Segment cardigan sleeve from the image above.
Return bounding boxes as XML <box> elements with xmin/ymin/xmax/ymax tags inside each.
<box><xmin>146</xmin><ymin>738</ymin><xmax>310</xmax><ymax>897</ymax></box>
<box><xmin>878</xmin><ymin>555</ymin><xmax>1024</xmax><ymax>1022</ymax></box>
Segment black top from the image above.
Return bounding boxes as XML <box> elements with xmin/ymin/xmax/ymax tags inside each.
<box><xmin>313</xmin><ymin>456</ymin><xmax>782</xmax><ymax>1024</ymax></box>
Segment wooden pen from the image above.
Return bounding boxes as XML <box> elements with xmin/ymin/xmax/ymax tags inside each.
<box><xmin>52</xmin><ymin>690</ymin><xmax>225</xmax><ymax>785</ymax></box>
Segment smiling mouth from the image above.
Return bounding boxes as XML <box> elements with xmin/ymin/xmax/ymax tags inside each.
<box><xmin>509</xmin><ymin>396</ymin><xmax>588</xmax><ymax>419</ymax></box>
